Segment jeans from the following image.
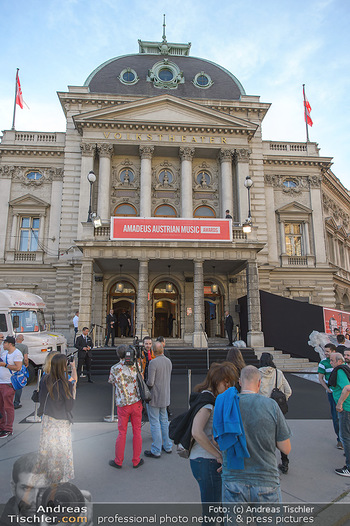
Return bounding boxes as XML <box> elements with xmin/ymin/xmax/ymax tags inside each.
<box><xmin>190</xmin><ymin>457</ymin><xmax>221</xmax><ymax>518</ymax></box>
<box><xmin>14</xmin><ymin>388</ymin><xmax>22</xmax><ymax>408</ymax></box>
<box><xmin>0</xmin><ymin>384</ymin><xmax>15</xmax><ymax>432</ymax></box>
<box><xmin>146</xmin><ymin>405</ymin><xmax>172</xmax><ymax>455</ymax></box>
<box><xmin>339</xmin><ymin>409</ymin><xmax>350</xmax><ymax>467</ymax></box>
<box><xmin>222</xmin><ymin>480</ymin><xmax>282</xmax><ymax>503</ymax></box>
<box><xmin>115</xmin><ymin>400</ymin><xmax>143</xmax><ymax>466</ymax></box>
<box><xmin>328</xmin><ymin>392</ymin><xmax>340</xmax><ymax>441</ymax></box>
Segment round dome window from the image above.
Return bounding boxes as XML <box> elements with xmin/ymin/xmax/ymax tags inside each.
<box><xmin>158</xmin><ymin>68</ymin><xmax>174</xmax><ymax>82</ymax></box>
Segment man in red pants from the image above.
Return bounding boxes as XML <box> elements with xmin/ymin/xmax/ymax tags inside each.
<box><xmin>108</xmin><ymin>345</ymin><xmax>144</xmax><ymax>469</ymax></box>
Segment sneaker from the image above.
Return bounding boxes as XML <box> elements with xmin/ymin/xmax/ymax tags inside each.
<box><xmin>278</xmin><ymin>463</ymin><xmax>289</xmax><ymax>474</ymax></box>
<box><xmin>144</xmin><ymin>450</ymin><xmax>161</xmax><ymax>458</ymax></box>
<box><xmin>337</xmin><ymin>441</ymin><xmax>344</xmax><ymax>450</ymax></box>
<box><xmin>335</xmin><ymin>466</ymin><xmax>350</xmax><ymax>477</ymax></box>
<box><xmin>14</xmin><ymin>405</ymin><xmax>22</xmax><ymax>410</ymax></box>
<box><xmin>162</xmin><ymin>446</ymin><xmax>172</xmax><ymax>454</ymax></box>
<box><xmin>133</xmin><ymin>459</ymin><xmax>144</xmax><ymax>469</ymax></box>
<box><xmin>0</xmin><ymin>431</ymin><xmax>13</xmax><ymax>439</ymax></box>
<box><xmin>109</xmin><ymin>460</ymin><xmax>122</xmax><ymax>469</ymax></box>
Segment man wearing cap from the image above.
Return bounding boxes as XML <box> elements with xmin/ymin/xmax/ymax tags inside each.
<box><xmin>0</xmin><ymin>336</ymin><xmax>23</xmax><ymax>438</ymax></box>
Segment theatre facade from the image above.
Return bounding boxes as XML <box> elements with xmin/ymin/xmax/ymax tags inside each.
<box><xmin>1</xmin><ymin>34</ymin><xmax>349</xmax><ymax>346</ymax></box>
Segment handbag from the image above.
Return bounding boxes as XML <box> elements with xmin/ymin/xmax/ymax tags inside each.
<box><xmin>136</xmin><ymin>370</ymin><xmax>152</xmax><ymax>403</ymax></box>
<box><xmin>31</xmin><ymin>389</ymin><xmax>40</xmax><ymax>403</ymax></box>
<box><xmin>135</xmin><ymin>360</ymin><xmax>152</xmax><ymax>403</ymax></box>
<box><xmin>270</xmin><ymin>370</ymin><xmax>288</xmax><ymax>415</ymax></box>
<box><xmin>5</xmin><ymin>354</ymin><xmax>29</xmax><ymax>390</ymax></box>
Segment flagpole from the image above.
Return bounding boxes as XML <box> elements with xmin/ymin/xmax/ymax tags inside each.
<box><xmin>11</xmin><ymin>68</ymin><xmax>19</xmax><ymax>131</ymax></box>
<box><xmin>302</xmin><ymin>84</ymin><xmax>310</xmax><ymax>143</ymax></box>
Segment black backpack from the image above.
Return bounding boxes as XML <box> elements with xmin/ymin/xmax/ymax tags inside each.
<box><xmin>270</xmin><ymin>370</ymin><xmax>288</xmax><ymax>415</ymax></box>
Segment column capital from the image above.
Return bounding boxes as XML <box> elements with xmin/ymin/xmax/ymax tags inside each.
<box><xmin>139</xmin><ymin>257</ymin><xmax>150</xmax><ymax>264</ymax></box>
<box><xmin>139</xmin><ymin>146</ymin><xmax>154</xmax><ymax>159</ymax></box>
<box><xmin>97</xmin><ymin>143</ymin><xmax>114</xmax><ymax>158</ymax></box>
<box><xmin>179</xmin><ymin>147</ymin><xmax>195</xmax><ymax>161</ymax></box>
<box><xmin>80</xmin><ymin>142</ymin><xmax>96</xmax><ymax>157</ymax></box>
<box><xmin>193</xmin><ymin>258</ymin><xmax>204</xmax><ymax>265</ymax></box>
<box><xmin>235</xmin><ymin>148</ymin><xmax>251</xmax><ymax>163</ymax></box>
<box><xmin>218</xmin><ymin>149</ymin><xmax>234</xmax><ymax>163</ymax></box>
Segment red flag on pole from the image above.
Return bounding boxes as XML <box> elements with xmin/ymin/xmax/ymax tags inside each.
<box><xmin>304</xmin><ymin>97</ymin><xmax>313</xmax><ymax>127</ymax></box>
<box><xmin>16</xmin><ymin>73</ymin><xmax>24</xmax><ymax>109</ymax></box>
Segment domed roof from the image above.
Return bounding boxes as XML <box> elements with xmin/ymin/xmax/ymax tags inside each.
<box><xmin>85</xmin><ymin>53</ymin><xmax>245</xmax><ymax>101</ymax></box>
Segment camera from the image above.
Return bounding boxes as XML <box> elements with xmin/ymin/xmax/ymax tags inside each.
<box><xmin>66</xmin><ymin>350</ymin><xmax>78</xmax><ymax>364</ymax></box>
<box><xmin>124</xmin><ymin>344</ymin><xmax>142</xmax><ymax>366</ymax></box>
<box><xmin>36</xmin><ymin>482</ymin><xmax>87</xmax><ymax>522</ymax></box>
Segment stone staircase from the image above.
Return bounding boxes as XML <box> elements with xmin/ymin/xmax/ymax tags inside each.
<box><xmin>254</xmin><ymin>347</ymin><xmax>317</xmax><ymax>372</ymax></box>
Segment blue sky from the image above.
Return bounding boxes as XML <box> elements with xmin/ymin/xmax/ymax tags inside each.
<box><xmin>1</xmin><ymin>0</ymin><xmax>349</xmax><ymax>187</ymax></box>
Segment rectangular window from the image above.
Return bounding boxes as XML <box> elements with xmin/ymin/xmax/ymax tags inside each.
<box><xmin>285</xmin><ymin>223</ymin><xmax>302</xmax><ymax>256</ymax></box>
<box><xmin>19</xmin><ymin>217</ymin><xmax>40</xmax><ymax>251</ymax></box>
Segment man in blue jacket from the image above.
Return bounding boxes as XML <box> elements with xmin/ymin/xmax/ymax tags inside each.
<box><xmin>220</xmin><ymin>365</ymin><xmax>291</xmax><ymax>504</ymax></box>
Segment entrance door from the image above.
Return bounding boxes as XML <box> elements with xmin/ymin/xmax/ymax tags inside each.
<box><xmin>154</xmin><ymin>300</ymin><xmax>176</xmax><ymax>338</ymax></box>
<box><xmin>112</xmin><ymin>300</ymin><xmax>134</xmax><ymax>338</ymax></box>
<box><xmin>205</xmin><ymin>300</ymin><xmax>217</xmax><ymax>337</ymax></box>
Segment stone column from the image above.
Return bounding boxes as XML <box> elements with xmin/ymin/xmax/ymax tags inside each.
<box><xmin>179</xmin><ymin>147</ymin><xmax>195</xmax><ymax>218</ymax></box>
<box><xmin>279</xmin><ymin>221</ymin><xmax>286</xmax><ymax>253</ymax></box>
<box><xmin>235</xmin><ymin>148</ymin><xmax>251</xmax><ymax>224</ymax></box>
<box><xmin>0</xmin><ymin>177</ymin><xmax>11</xmax><ymax>260</ymax></box>
<box><xmin>309</xmin><ymin>176</ymin><xmax>327</xmax><ymax>264</ymax></box>
<box><xmin>136</xmin><ymin>258</ymin><xmax>149</xmax><ymax>336</ymax></box>
<box><xmin>77</xmin><ymin>143</ymin><xmax>96</xmax><ymax>239</ymax></box>
<box><xmin>139</xmin><ymin>146</ymin><xmax>154</xmax><ymax>217</ymax></box>
<box><xmin>48</xmin><ymin>169</ymin><xmax>64</xmax><ymax>257</ymax></box>
<box><xmin>303</xmin><ymin>221</ymin><xmax>310</xmax><ymax>256</ymax></box>
<box><xmin>79</xmin><ymin>258</ymin><xmax>94</xmax><ymax>330</ymax></box>
<box><xmin>219</xmin><ymin>149</ymin><xmax>234</xmax><ymax>218</ymax></box>
<box><xmin>97</xmin><ymin>143</ymin><xmax>113</xmax><ymax>222</ymax></box>
<box><xmin>9</xmin><ymin>213</ymin><xmax>19</xmax><ymax>251</ymax></box>
<box><xmin>246</xmin><ymin>261</ymin><xmax>264</xmax><ymax>347</ymax></box>
<box><xmin>192</xmin><ymin>259</ymin><xmax>207</xmax><ymax>348</ymax></box>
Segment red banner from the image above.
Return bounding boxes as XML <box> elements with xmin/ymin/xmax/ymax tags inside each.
<box><xmin>110</xmin><ymin>217</ymin><xmax>232</xmax><ymax>242</ymax></box>
<box><xmin>324</xmin><ymin>307</ymin><xmax>350</xmax><ymax>335</ymax></box>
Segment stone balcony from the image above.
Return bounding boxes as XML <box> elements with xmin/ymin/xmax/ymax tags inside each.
<box><xmin>0</xmin><ymin>130</ymin><xmax>66</xmax><ymax>146</ymax></box>
<box><xmin>263</xmin><ymin>140</ymin><xmax>319</xmax><ymax>156</ymax></box>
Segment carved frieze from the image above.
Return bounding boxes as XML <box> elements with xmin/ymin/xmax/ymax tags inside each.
<box><xmin>264</xmin><ymin>174</ymin><xmax>321</xmax><ymax>193</ymax></box>
<box><xmin>323</xmin><ymin>193</ymin><xmax>350</xmax><ymax>229</ymax></box>
<box><xmin>0</xmin><ymin>165</ymin><xmax>63</xmax><ymax>186</ymax></box>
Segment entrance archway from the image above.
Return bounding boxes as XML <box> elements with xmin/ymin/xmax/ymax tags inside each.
<box><xmin>108</xmin><ymin>281</ymin><xmax>136</xmax><ymax>337</ymax></box>
<box><xmin>153</xmin><ymin>281</ymin><xmax>179</xmax><ymax>338</ymax></box>
<box><xmin>204</xmin><ymin>282</ymin><xmax>224</xmax><ymax>337</ymax></box>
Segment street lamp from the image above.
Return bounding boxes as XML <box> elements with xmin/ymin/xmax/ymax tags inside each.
<box><xmin>243</xmin><ymin>174</ymin><xmax>253</xmax><ymax>233</ymax></box>
<box><xmin>87</xmin><ymin>170</ymin><xmax>96</xmax><ymax>222</ymax></box>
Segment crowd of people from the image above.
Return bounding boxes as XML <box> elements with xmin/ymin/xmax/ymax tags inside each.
<box><xmin>3</xmin><ymin>324</ymin><xmax>350</xmax><ymax>523</ymax></box>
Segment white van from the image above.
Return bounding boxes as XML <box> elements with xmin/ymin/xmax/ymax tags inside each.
<box><xmin>0</xmin><ymin>289</ymin><xmax>67</xmax><ymax>382</ymax></box>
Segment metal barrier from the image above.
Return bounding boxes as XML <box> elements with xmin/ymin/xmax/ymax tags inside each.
<box><xmin>104</xmin><ymin>384</ymin><xmax>118</xmax><ymax>422</ymax></box>
<box><xmin>26</xmin><ymin>368</ymin><xmax>42</xmax><ymax>423</ymax></box>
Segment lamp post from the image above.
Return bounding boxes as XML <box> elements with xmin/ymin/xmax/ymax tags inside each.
<box><xmin>87</xmin><ymin>170</ymin><xmax>96</xmax><ymax>222</ymax></box>
<box><xmin>243</xmin><ymin>175</ymin><xmax>253</xmax><ymax>233</ymax></box>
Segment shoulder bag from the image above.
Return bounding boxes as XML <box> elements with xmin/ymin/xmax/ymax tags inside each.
<box><xmin>135</xmin><ymin>360</ymin><xmax>152</xmax><ymax>403</ymax></box>
<box><xmin>270</xmin><ymin>369</ymin><xmax>288</xmax><ymax>415</ymax></box>
<box><xmin>5</xmin><ymin>353</ymin><xmax>29</xmax><ymax>390</ymax></box>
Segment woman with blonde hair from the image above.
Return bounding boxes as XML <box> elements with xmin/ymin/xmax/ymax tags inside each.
<box><xmin>38</xmin><ymin>354</ymin><xmax>76</xmax><ymax>483</ymax></box>
<box><xmin>190</xmin><ymin>362</ymin><xmax>238</xmax><ymax>514</ymax></box>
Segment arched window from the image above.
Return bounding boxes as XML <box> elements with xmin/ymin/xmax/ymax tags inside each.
<box><xmin>114</xmin><ymin>203</ymin><xmax>137</xmax><ymax>216</ymax></box>
<box><xmin>154</xmin><ymin>205</ymin><xmax>177</xmax><ymax>217</ymax></box>
<box><xmin>194</xmin><ymin>206</ymin><xmax>216</xmax><ymax>218</ymax></box>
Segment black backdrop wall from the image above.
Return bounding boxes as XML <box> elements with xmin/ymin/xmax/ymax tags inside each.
<box><xmin>238</xmin><ymin>290</ymin><xmax>324</xmax><ymax>362</ymax></box>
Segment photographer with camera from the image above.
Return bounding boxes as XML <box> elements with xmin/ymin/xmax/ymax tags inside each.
<box><xmin>108</xmin><ymin>345</ymin><xmax>144</xmax><ymax>469</ymax></box>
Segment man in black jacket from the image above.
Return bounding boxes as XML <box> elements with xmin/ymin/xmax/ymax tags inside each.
<box><xmin>105</xmin><ymin>309</ymin><xmax>117</xmax><ymax>346</ymax></box>
<box><xmin>224</xmin><ymin>311</ymin><xmax>234</xmax><ymax>346</ymax></box>
<box><xmin>75</xmin><ymin>327</ymin><xmax>93</xmax><ymax>383</ymax></box>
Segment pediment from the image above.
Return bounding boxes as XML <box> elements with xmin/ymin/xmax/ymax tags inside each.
<box><xmin>73</xmin><ymin>94</ymin><xmax>257</xmax><ymax>132</ymax></box>
<box><xmin>10</xmin><ymin>194</ymin><xmax>50</xmax><ymax>209</ymax></box>
<box><xmin>276</xmin><ymin>201</ymin><xmax>312</xmax><ymax>215</ymax></box>
<box><xmin>325</xmin><ymin>216</ymin><xmax>338</xmax><ymax>229</ymax></box>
